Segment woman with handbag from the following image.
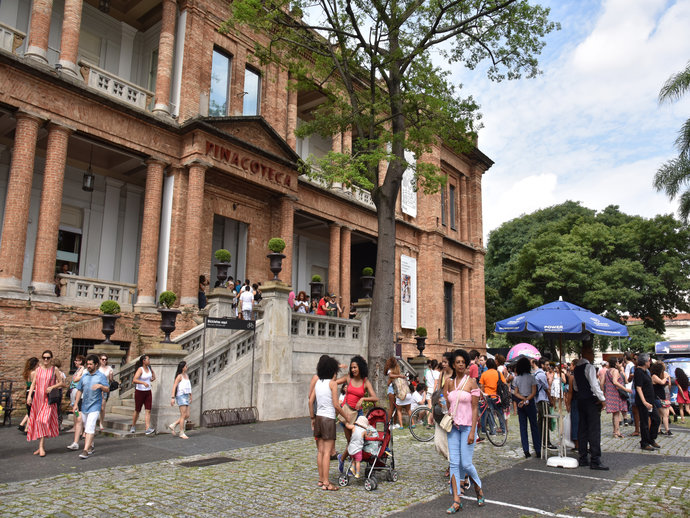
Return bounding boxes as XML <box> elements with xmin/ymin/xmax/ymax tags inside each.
<box><xmin>442</xmin><ymin>349</ymin><xmax>484</xmax><ymax>513</ymax></box>
<box><xmin>26</xmin><ymin>350</ymin><xmax>61</xmax><ymax>456</ymax></box>
<box><xmin>335</xmin><ymin>355</ymin><xmax>378</xmax><ymax>473</ymax></box>
<box><xmin>603</xmin><ymin>358</ymin><xmax>630</xmax><ymax>438</ymax></box>
<box><xmin>650</xmin><ymin>362</ymin><xmax>672</xmax><ymax>435</ymax></box>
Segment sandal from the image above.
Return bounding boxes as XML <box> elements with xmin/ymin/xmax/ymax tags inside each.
<box><xmin>446</xmin><ymin>500</ymin><xmax>462</xmax><ymax>514</ymax></box>
<box><xmin>322</xmin><ymin>483</ymin><xmax>339</xmax><ymax>491</ymax></box>
<box><xmin>476</xmin><ymin>490</ymin><xmax>485</xmax><ymax>506</ymax></box>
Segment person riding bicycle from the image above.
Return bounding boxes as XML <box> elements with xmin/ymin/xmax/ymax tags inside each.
<box><xmin>479</xmin><ymin>358</ymin><xmax>507</xmax><ymax>435</ymax></box>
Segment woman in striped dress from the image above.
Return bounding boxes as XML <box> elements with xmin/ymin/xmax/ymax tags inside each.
<box><xmin>603</xmin><ymin>358</ymin><xmax>630</xmax><ymax>438</ymax></box>
<box><xmin>26</xmin><ymin>350</ymin><xmax>61</xmax><ymax>456</ymax></box>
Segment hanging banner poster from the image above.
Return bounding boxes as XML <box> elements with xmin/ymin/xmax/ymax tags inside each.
<box><xmin>401</xmin><ymin>150</ymin><xmax>417</xmax><ymax>218</ymax></box>
<box><xmin>400</xmin><ymin>254</ymin><xmax>417</xmax><ymax>329</ymax></box>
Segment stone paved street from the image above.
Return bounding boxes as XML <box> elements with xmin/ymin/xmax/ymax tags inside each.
<box><xmin>0</xmin><ymin>414</ymin><xmax>688</xmax><ymax>517</ymax></box>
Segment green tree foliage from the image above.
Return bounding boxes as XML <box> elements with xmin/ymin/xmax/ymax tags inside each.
<box><xmin>224</xmin><ymin>0</ymin><xmax>558</xmax><ymax>393</ymax></box>
<box><xmin>486</xmin><ymin>202</ymin><xmax>690</xmax><ymax>335</ymax></box>
<box><xmin>654</xmin><ymin>61</ymin><xmax>690</xmax><ymax>221</ymax></box>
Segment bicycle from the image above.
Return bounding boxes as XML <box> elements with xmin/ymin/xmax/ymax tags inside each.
<box><xmin>479</xmin><ymin>394</ymin><xmax>508</xmax><ymax>446</ymax></box>
<box><xmin>408</xmin><ymin>405</ymin><xmax>435</xmax><ymax>442</ymax></box>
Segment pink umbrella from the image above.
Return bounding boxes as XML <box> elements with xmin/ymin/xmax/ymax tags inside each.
<box><xmin>507</xmin><ymin>342</ymin><xmax>541</xmax><ymax>362</ymax></box>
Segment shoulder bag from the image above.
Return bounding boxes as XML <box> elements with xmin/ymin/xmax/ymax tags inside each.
<box><xmin>608</xmin><ymin>370</ymin><xmax>628</xmax><ymax>400</ymax></box>
<box><xmin>439</xmin><ymin>375</ymin><xmax>469</xmax><ymax>433</ymax></box>
<box><xmin>47</xmin><ymin>368</ymin><xmax>62</xmax><ymax>405</ymax></box>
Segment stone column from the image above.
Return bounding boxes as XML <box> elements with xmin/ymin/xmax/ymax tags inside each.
<box><xmin>153</xmin><ymin>0</ymin><xmax>177</xmax><ymax>115</ymax></box>
<box><xmin>0</xmin><ymin>112</ymin><xmax>43</xmax><ymax>292</ymax></box>
<box><xmin>135</xmin><ymin>159</ymin><xmax>166</xmax><ymax>310</ymax></box>
<box><xmin>278</xmin><ymin>196</ymin><xmax>294</xmax><ymax>284</ymax></box>
<box><xmin>340</xmin><ymin>226</ymin><xmax>351</xmax><ymax>314</ymax></box>
<box><xmin>25</xmin><ymin>0</ymin><xmax>53</xmax><ymax>64</ymax></box>
<box><xmin>57</xmin><ymin>0</ymin><xmax>83</xmax><ymax>78</ymax></box>
<box><xmin>31</xmin><ymin>122</ymin><xmax>74</xmax><ymax>295</ymax></box>
<box><xmin>180</xmin><ymin>161</ymin><xmax>208</xmax><ymax>305</ymax></box>
<box><xmin>460</xmin><ymin>175</ymin><xmax>469</xmax><ymax>243</ymax></box>
<box><xmin>328</xmin><ymin>222</ymin><xmax>341</xmax><ymax>296</ymax></box>
<box><xmin>286</xmin><ymin>78</ymin><xmax>298</xmax><ymax>150</ymax></box>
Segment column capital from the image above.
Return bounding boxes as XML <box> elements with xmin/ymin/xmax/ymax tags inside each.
<box><xmin>47</xmin><ymin>120</ymin><xmax>77</xmax><ymax>134</ymax></box>
<box><xmin>15</xmin><ymin>110</ymin><xmax>46</xmax><ymax>124</ymax></box>
<box><xmin>146</xmin><ymin>157</ymin><xmax>169</xmax><ymax>167</ymax></box>
<box><xmin>182</xmin><ymin>158</ymin><xmax>213</xmax><ymax>170</ymax></box>
<box><xmin>329</xmin><ymin>222</ymin><xmax>342</xmax><ymax>229</ymax></box>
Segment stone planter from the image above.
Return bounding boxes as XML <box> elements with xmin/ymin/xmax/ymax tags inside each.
<box><xmin>360</xmin><ymin>275</ymin><xmax>375</xmax><ymax>298</ymax></box>
<box><xmin>310</xmin><ymin>281</ymin><xmax>324</xmax><ymax>303</ymax></box>
<box><xmin>414</xmin><ymin>336</ymin><xmax>427</xmax><ymax>357</ymax></box>
<box><xmin>158</xmin><ymin>308</ymin><xmax>181</xmax><ymax>343</ymax></box>
<box><xmin>267</xmin><ymin>252</ymin><xmax>286</xmax><ymax>281</ymax></box>
<box><xmin>100</xmin><ymin>314</ymin><xmax>120</xmax><ymax>345</ymax></box>
<box><xmin>214</xmin><ymin>261</ymin><xmax>231</xmax><ymax>286</ymax></box>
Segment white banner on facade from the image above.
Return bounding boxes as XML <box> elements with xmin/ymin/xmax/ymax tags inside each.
<box><xmin>401</xmin><ymin>150</ymin><xmax>417</xmax><ymax>218</ymax></box>
<box><xmin>400</xmin><ymin>254</ymin><xmax>417</xmax><ymax>329</ymax></box>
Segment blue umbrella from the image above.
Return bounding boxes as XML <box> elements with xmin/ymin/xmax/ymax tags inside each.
<box><xmin>495</xmin><ymin>299</ymin><xmax>628</xmax><ymax>340</ymax></box>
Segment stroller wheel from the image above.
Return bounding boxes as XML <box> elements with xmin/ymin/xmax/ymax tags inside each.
<box><xmin>390</xmin><ymin>469</ymin><xmax>399</xmax><ymax>482</ymax></box>
<box><xmin>364</xmin><ymin>477</ymin><xmax>378</xmax><ymax>491</ymax></box>
<box><xmin>338</xmin><ymin>474</ymin><xmax>349</xmax><ymax>487</ymax></box>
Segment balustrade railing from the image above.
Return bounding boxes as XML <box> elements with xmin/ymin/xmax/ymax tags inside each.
<box><xmin>291</xmin><ymin>313</ymin><xmax>361</xmax><ymax>342</ymax></box>
<box><xmin>0</xmin><ymin>22</ymin><xmax>25</xmax><ymax>54</ymax></box>
<box><xmin>57</xmin><ymin>274</ymin><xmax>136</xmax><ymax>310</ymax></box>
<box><xmin>79</xmin><ymin>60</ymin><xmax>153</xmax><ymax>110</ymax></box>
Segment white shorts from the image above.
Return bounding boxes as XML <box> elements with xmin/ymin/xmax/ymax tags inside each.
<box><xmin>83</xmin><ymin>411</ymin><xmax>99</xmax><ymax>435</ymax></box>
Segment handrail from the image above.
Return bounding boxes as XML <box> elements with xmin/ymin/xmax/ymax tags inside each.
<box><xmin>79</xmin><ymin>60</ymin><xmax>154</xmax><ymax>110</ymax></box>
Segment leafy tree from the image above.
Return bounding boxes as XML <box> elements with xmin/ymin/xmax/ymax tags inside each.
<box><xmin>654</xmin><ymin>61</ymin><xmax>690</xmax><ymax>221</ymax></box>
<box><xmin>486</xmin><ymin>202</ymin><xmax>690</xmax><ymax>335</ymax></box>
<box><xmin>225</xmin><ymin>0</ymin><xmax>558</xmax><ymax>394</ymax></box>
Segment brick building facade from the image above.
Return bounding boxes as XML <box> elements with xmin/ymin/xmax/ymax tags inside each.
<box><xmin>0</xmin><ymin>0</ymin><xmax>491</xmax><ymax>384</ymax></box>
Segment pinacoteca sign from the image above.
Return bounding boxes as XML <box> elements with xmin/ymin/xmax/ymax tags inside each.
<box><xmin>205</xmin><ymin>140</ymin><xmax>295</xmax><ymax>190</ymax></box>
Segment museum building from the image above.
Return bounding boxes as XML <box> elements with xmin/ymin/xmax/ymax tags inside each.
<box><xmin>0</xmin><ymin>0</ymin><xmax>492</xmax><ymax>379</ymax></box>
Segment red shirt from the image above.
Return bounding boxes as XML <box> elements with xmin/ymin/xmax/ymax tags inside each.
<box><xmin>469</xmin><ymin>363</ymin><xmax>479</xmax><ymax>380</ymax></box>
<box><xmin>316</xmin><ymin>297</ymin><xmax>328</xmax><ymax>315</ymax></box>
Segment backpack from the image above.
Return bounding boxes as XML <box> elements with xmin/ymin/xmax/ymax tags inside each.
<box><xmin>495</xmin><ymin>372</ymin><xmax>511</xmax><ymax>409</ymax></box>
<box><xmin>393</xmin><ymin>377</ymin><xmax>410</xmax><ymax>400</ymax></box>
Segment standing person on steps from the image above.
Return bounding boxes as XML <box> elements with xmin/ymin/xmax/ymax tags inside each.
<box><xmin>72</xmin><ymin>354</ymin><xmax>109</xmax><ymax>460</ymax></box>
<box><xmin>130</xmin><ymin>355</ymin><xmax>156</xmax><ymax>435</ymax></box>
<box><xmin>574</xmin><ymin>344</ymin><xmax>608</xmax><ymax>470</ymax></box>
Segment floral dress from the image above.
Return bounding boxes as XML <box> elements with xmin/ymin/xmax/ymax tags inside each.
<box><xmin>26</xmin><ymin>366</ymin><xmax>59</xmax><ymax>441</ymax></box>
<box><xmin>603</xmin><ymin>369</ymin><xmax>627</xmax><ymax>413</ymax></box>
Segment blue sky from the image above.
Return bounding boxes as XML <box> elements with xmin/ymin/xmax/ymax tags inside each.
<box><xmin>450</xmin><ymin>0</ymin><xmax>690</xmax><ymax>242</ymax></box>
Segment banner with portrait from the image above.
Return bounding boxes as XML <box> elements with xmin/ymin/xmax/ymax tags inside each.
<box><xmin>400</xmin><ymin>254</ymin><xmax>417</xmax><ymax>329</ymax></box>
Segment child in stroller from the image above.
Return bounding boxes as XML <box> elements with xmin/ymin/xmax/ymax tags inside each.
<box><xmin>344</xmin><ymin>415</ymin><xmax>378</xmax><ymax>478</ymax></box>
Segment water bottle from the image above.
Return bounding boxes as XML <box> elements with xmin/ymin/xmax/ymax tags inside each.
<box><xmin>74</xmin><ymin>410</ymin><xmax>79</xmax><ymax>418</ymax></box>
<box><xmin>439</xmin><ymin>394</ymin><xmax>448</xmax><ymax>414</ymax></box>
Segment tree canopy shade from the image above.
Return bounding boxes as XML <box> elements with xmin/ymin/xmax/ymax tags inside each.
<box><xmin>485</xmin><ymin>202</ymin><xmax>690</xmax><ymax>335</ymax></box>
<box><xmin>224</xmin><ymin>0</ymin><xmax>558</xmax><ymax>394</ymax></box>
<box><xmin>654</xmin><ymin>61</ymin><xmax>690</xmax><ymax>222</ymax></box>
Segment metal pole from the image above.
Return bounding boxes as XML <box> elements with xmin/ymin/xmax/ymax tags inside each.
<box><xmin>199</xmin><ymin>316</ymin><xmax>207</xmax><ymax>427</ymax></box>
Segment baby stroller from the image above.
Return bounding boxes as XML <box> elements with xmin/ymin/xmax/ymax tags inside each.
<box><xmin>338</xmin><ymin>407</ymin><xmax>399</xmax><ymax>491</ymax></box>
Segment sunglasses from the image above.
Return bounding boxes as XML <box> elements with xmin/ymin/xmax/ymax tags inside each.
<box><xmin>42</xmin><ymin>356</ymin><xmax>52</xmax><ymax>360</ymax></box>
<box><xmin>100</xmin><ymin>358</ymin><xmax>107</xmax><ymax>361</ymax></box>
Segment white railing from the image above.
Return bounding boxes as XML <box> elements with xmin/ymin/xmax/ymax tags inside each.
<box><xmin>79</xmin><ymin>60</ymin><xmax>153</xmax><ymax>110</ymax></box>
<box><xmin>57</xmin><ymin>274</ymin><xmax>136</xmax><ymax>310</ymax></box>
<box><xmin>0</xmin><ymin>22</ymin><xmax>25</xmax><ymax>54</ymax></box>
<box><xmin>291</xmin><ymin>312</ymin><xmax>361</xmax><ymax>342</ymax></box>
<box><xmin>300</xmin><ymin>174</ymin><xmax>376</xmax><ymax>210</ymax></box>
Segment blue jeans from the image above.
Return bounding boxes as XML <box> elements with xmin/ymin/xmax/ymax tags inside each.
<box><xmin>482</xmin><ymin>396</ymin><xmax>506</xmax><ymax>434</ymax></box>
<box><xmin>517</xmin><ymin>399</ymin><xmax>541</xmax><ymax>456</ymax></box>
<box><xmin>447</xmin><ymin>425</ymin><xmax>481</xmax><ymax>494</ymax></box>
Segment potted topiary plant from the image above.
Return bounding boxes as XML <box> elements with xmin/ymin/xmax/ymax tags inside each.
<box><xmin>267</xmin><ymin>237</ymin><xmax>286</xmax><ymax>281</ymax></box>
<box><xmin>309</xmin><ymin>274</ymin><xmax>324</xmax><ymax>302</ymax></box>
<box><xmin>414</xmin><ymin>326</ymin><xmax>428</xmax><ymax>356</ymax></box>
<box><xmin>158</xmin><ymin>290</ymin><xmax>180</xmax><ymax>343</ymax></box>
<box><xmin>99</xmin><ymin>300</ymin><xmax>121</xmax><ymax>345</ymax></box>
<box><xmin>360</xmin><ymin>266</ymin><xmax>375</xmax><ymax>298</ymax></box>
<box><xmin>214</xmin><ymin>249</ymin><xmax>232</xmax><ymax>286</ymax></box>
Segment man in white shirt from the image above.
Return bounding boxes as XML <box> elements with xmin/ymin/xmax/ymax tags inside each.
<box><xmin>239</xmin><ymin>285</ymin><xmax>254</xmax><ymax>320</ymax></box>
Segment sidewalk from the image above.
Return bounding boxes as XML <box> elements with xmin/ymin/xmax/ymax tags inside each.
<box><xmin>0</xmin><ymin>414</ymin><xmax>688</xmax><ymax>517</ymax></box>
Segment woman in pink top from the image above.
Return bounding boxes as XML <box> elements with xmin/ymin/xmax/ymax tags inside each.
<box><xmin>442</xmin><ymin>349</ymin><xmax>484</xmax><ymax>513</ymax></box>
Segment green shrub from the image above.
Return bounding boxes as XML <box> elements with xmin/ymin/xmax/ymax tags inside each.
<box><xmin>100</xmin><ymin>300</ymin><xmax>121</xmax><ymax>315</ymax></box>
<box><xmin>362</xmin><ymin>267</ymin><xmax>374</xmax><ymax>276</ymax></box>
<box><xmin>311</xmin><ymin>274</ymin><xmax>322</xmax><ymax>283</ymax></box>
<box><xmin>214</xmin><ymin>249</ymin><xmax>232</xmax><ymax>263</ymax></box>
<box><xmin>415</xmin><ymin>326</ymin><xmax>427</xmax><ymax>337</ymax></box>
<box><xmin>267</xmin><ymin>237</ymin><xmax>286</xmax><ymax>253</ymax></box>
<box><xmin>158</xmin><ymin>290</ymin><xmax>177</xmax><ymax>309</ymax></box>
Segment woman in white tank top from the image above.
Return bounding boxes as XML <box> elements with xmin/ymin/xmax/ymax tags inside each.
<box><xmin>169</xmin><ymin>361</ymin><xmax>192</xmax><ymax>439</ymax></box>
<box><xmin>131</xmin><ymin>355</ymin><xmax>156</xmax><ymax>435</ymax></box>
<box><xmin>308</xmin><ymin>356</ymin><xmax>347</xmax><ymax>491</ymax></box>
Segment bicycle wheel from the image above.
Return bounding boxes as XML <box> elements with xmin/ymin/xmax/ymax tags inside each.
<box><xmin>409</xmin><ymin>406</ymin><xmax>435</xmax><ymax>442</ymax></box>
<box><xmin>485</xmin><ymin>407</ymin><xmax>508</xmax><ymax>446</ymax></box>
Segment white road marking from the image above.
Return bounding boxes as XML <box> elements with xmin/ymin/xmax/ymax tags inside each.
<box><xmin>459</xmin><ymin>495</ymin><xmax>583</xmax><ymax>517</ymax></box>
<box><xmin>523</xmin><ymin>467</ymin><xmax>685</xmax><ymax>491</ymax></box>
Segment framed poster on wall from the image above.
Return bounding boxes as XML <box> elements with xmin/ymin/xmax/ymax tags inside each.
<box><xmin>400</xmin><ymin>254</ymin><xmax>417</xmax><ymax>329</ymax></box>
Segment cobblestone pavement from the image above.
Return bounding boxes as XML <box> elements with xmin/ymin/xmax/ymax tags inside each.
<box><xmin>0</xmin><ymin>415</ymin><xmax>687</xmax><ymax>517</ymax></box>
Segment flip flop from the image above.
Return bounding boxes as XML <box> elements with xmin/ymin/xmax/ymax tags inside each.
<box><xmin>322</xmin><ymin>484</ymin><xmax>339</xmax><ymax>491</ymax></box>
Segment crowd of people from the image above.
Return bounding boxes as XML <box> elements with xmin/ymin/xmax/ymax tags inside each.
<box><xmin>18</xmin><ymin>352</ymin><xmax>192</xmax><ymax>459</ymax></box>
<box><xmin>290</xmin><ymin>291</ymin><xmax>358</xmax><ymax>319</ymax></box>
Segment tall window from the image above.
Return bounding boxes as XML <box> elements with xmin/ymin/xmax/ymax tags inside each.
<box><xmin>243</xmin><ymin>67</ymin><xmax>261</xmax><ymax>115</ymax></box>
<box><xmin>210</xmin><ymin>49</ymin><xmax>231</xmax><ymax>116</ymax></box>
<box><xmin>444</xmin><ymin>282</ymin><xmax>453</xmax><ymax>341</ymax></box>
<box><xmin>449</xmin><ymin>184</ymin><xmax>456</xmax><ymax>230</ymax></box>
<box><xmin>441</xmin><ymin>188</ymin><xmax>447</xmax><ymax>226</ymax></box>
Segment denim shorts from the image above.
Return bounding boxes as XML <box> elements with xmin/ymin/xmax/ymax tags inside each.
<box><xmin>176</xmin><ymin>394</ymin><xmax>191</xmax><ymax>406</ymax></box>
